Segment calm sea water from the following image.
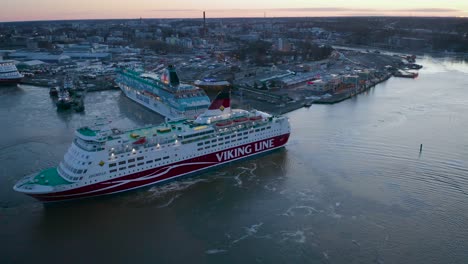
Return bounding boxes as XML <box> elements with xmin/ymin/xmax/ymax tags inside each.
<box><xmin>1</xmin><ymin>56</ymin><xmax>468</xmax><ymax>263</ymax></box>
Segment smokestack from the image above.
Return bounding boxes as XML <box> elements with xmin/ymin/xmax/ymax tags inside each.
<box><xmin>203</xmin><ymin>11</ymin><xmax>206</xmax><ymax>37</ymax></box>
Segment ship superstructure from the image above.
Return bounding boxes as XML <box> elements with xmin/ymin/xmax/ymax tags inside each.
<box><xmin>116</xmin><ymin>65</ymin><xmax>211</xmax><ymax>120</ymax></box>
<box><xmin>13</xmin><ymin>90</ymin><xmax>290</xmax><ymax>202</ymax></box>
<box><xmin>0</xmin><ymin>60</ymin><xmax>23</xmax><ymax>85</ymax></box>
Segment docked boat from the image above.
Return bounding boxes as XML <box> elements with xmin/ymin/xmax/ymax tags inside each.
<box><xmin>49</xmin><ymin>86</ymin><xmax>58</xmax><ymax>97</ymax></box>
<box><xmin>63</xmin><ymin>75</ymin><xmax>77</xmax><ymax>95</ymax></box>
<box><xmin>13</xmin><ymin>90</ymin><xmax>291</xmax><ymax>202</ymax></box>
<box><xmin>0</xmin><ymin>60</ymin><xmax>23</xmax><ymax>85</ymax></box>
<box><xmin>116</xmin><ymin>65</ymin><xmax>211</xmax><ymax>120</ymax></box>
<box><xmin>394</xmin><ymin>71</ymin><xmax>418</xmax><ymax>79</ymax></box>
<box><xmin>56</xmin><ymin>89</ymin><xmax>72</xmax><ymax>110</ymax></box>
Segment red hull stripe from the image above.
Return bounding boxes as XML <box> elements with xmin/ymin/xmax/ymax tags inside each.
<box><xmin>0</xmin><ymin>78</ymin><xmax>22</xmax><ymax>84</ymax></box>
<box><xmin>29</xmin><ymin>133</ymin><xmax>290</xmax><ymax>202</ymax></box>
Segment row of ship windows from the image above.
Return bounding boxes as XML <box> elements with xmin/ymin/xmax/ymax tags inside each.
<box><xmin>69</xmin><ymin>147</ymin><xmax>90</xmax><ymax>159</ymax></box>
<box><xmin>66</xmin><ymin>154</ymin><xmax>92</xmax><ymax>166</ymax></box>
<box><xmin>197</xmin><ymin>136</ymin><xmax>250</xmax><ymax>150</ymax></box>
<box><xmin>109</xmin><ymin>156</ymin><xmax>170</xmax><ymax>169</ymax></box>
<box><xmin>58</xmin><ymin>166</ymin><xmax>84</xmax><ymax>182</ymax></box>
<box><xmin>195</xmin><ymin>126</ymin><xmax>271</xmax><ymax>147</ymax></box>
<box><xmin>108</xmin><ymin>156</ymin><xmax>180</xmax><ymax>176</ymax></box>
<box><xmin>61</xmin><ymin>160</ymin><xmax>88</xmax><ymax>175</ymax></box>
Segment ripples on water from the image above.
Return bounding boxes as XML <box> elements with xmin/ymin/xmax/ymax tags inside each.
<box><xmin>1</xmin><ymin>57</ymin><xmax>468</xmax><ymax>263</ymax></box>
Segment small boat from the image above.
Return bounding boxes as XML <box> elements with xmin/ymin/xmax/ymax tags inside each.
<box><xmin>49</xmin><ymin>87</ymin><xmax>58</xmax><ymax>97</ymax></box>
<box><xmin>73</xmin><ymin>99</ymin><xmax>85</xmax><ymax>112</ymax></box>
<box><xmin>56</xmin><ymin>89</ymin><xmax>72</xmax><ymax>110</ymax></box>
<box><xmin>157</xmin><ymin>127</ymin><xmax>171</xmax><ymax>133</ymax></box>
<box><xmin>394</xmin><ymin>71</ymin><xmax>418</xmax><ymax>78</ymax></box>
<box><xmin>303</xmin><ymin>101</ymin><xmax>312</xmax><ymax>107</ymax></box>
<box><xmin>130</xmin><ymin>133</ymin><xmax>140</xmax><ymax>138</ymax></box>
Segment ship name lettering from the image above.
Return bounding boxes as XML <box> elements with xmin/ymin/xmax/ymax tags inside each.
<box><xmin>254</xmin><ymin>139</ymin><xmax>274</xmax><ymax>152</ymax></box>
<box><xmin>216</xmin><ymin>145</ymin><xmax>252</xmax><ymax>162</ymax></box>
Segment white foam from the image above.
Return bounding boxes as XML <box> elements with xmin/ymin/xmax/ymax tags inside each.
<box><xmin>238</xmin><ymin>163</ymin><xmax>257</xmax><ymax>179</ymax></box>
<box><xmin>323</xmin><ymin>251</ymin><xmax>329</xmax><ymax>260</ymax></box>
<box><xmin>157</xmin><ymin>193</ymin><xmax>182</xmax><ymax>208</ymax></box>
<box><xmin>233</xmin><ymin>172</ymin><xmax>244</xmax><ymax>187</ymax></box>
<box><xmin>283</xmin><ymin>205</ymin><xmax>319</xmax><ymax>217</ymax></box>
<box><xmin>329</xmin><ymin>212</ymin><xmax>342</xmax><ymax>219</ymax></box>
<box><xmin>148</xmin><ymin>178</ymin><xmax>210</xmax><ymax>197</ymax></box>
<box><xmin>231</xmin><ymin>222</ymin><xmax>263</xmax><ymax>244</ymax></box>
<box><xmin>264</xmin><ymin>183</ymin><xmax>277</xmax><ymax>192</ymax></box>
<box><xmin>352</xmin><ymin>239</ymin><xmax>361</xmax><ymax>247</ymax></box>
<box><xmin>280</xmin><ymin>230</ymin><xmax>306</xmax><ymax>243</ymax></box>
<box><xmin>205</xmin><ymin>249</ymin><xmax>228</xmax><ymax>255</ymax></box>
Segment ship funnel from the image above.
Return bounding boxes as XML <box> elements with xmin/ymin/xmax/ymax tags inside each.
<box><xmin>195</xmin><ymin>89</ymin><xmax>231</xmax><ymax>123</ymax></box>
<box><xmin>161</xmin><ymin>65</ymin><xmax>180</xmax><ymax>87</ymax></box>
<box><xmin>207</xmin><ymin>88</ymin><xmax>230</xmax><ymax>113</ymax></box>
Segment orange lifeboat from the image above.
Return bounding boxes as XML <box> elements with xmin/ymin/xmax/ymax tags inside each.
<box><xmin>249</xmin><ymin>116</ymin><xmax>262</xmax><ymax>121</ymax></box>
<box><xmin>234</xmin><ymin>117</ymin><xmax>248</xmax><ymax>123</ymax></box>
<box><xmin>216</xmin><ymin>120</ymin><xmax>233</xmax><ymax>127</ymax></box>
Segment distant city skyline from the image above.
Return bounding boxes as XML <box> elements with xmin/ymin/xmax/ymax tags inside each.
<box><xmin>2</xmin><ymin>0</ymin><xmax>468</xmax><ymax>22</ymax></box>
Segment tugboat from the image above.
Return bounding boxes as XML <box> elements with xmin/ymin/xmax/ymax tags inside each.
<box><xmin>56</xmin><ymin>88</ymin><xmax>72</xmax><ymax>110</ymax></box>
<box><xmin>49</xmin><ymin>86</ymin><xmax>58</xmax><ymax>97</ymax></box>
<box><xmin>73</xmin><ymin>96</ymin><xmax>85</xmax><ymax>112</ymax></box>
<box><xmin>63</xmin><ymin>75</ymin><xmax>76</xmax><ymax>96</ymax></box>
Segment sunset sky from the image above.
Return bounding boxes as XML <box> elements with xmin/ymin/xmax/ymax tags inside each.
<box><xmin>2</xmin><ymin>0</ymin><xmax>468</xmax><ymax>22</ymax></box>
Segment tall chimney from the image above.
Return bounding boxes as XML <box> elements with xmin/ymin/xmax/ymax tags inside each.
<box><xmin>203</xmin><ymin>11</ymin><xmax>206</xmax><ymax>37</ymax></box>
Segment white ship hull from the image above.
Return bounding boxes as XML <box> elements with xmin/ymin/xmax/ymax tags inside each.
<box><xmin>118</xmin><ymin>83</ymin><xmax>205</xmax><ymax>120</ymax></box>
<box><xmin>13</xmin><ymin>89</ymin><xmax>291</xmax><ymax>203</ymax></box>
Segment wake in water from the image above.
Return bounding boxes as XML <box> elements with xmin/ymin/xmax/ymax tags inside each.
<box><xmin>279</xmin><ymin>230</ymin><xmax>307</xmax><ymax>243</ymax></box>
<box><xmin>205</xmin><ymin>249</ymin><xmax>228</xmax><ymax>255</ymax></box>
<box><xmin>157</xmin><ymin>193</ymin><xmax>182</xmax><ymax>208</ymax></box>
<box><xmin>282</xmin><ymin>205</ymin><xmax>320</xmax><ymax>217</ymax></box>
<box><xmin>231</xmin><ymin>222</ymin><xmax>264</xmax><ymax>244</ymax></box>
<box><xmin>123</xmin><ymin>178</ymin><xmax>211</xmax><ymax>205</ymax></box>
<box><xmin>147</xmin><ymin>178</ymin><xmax>210</xmax><ymax>197</ymax></box>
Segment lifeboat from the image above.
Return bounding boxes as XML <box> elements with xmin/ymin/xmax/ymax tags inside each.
<box><xmin>249</xmin><ymin>116</ymin><xmax>262</xmax><ymax>121</ymax></box>
<box><xmin>157</xmin><ymin>127</ymin><xmax>171</xmax><ymax>133</ymax></box>
<box><xmin>233</xmin><ymin>117</ymin><xmax>248</xmax><ymax>123</ymax></box>
<box><xmin>132</xmin><ymin>137</ymin><xmax>146</xmax><ymax>145</ymax></box>
<box><xmin>216</xmin><ymin>120</ymin><xmax>233</xmax><ymax>127</ymax></box>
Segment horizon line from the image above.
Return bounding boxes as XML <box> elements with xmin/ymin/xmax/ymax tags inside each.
<box><xmin>2</xmin><ymin>14</ymin><xmax>467</xmax><ymax>23</ymax></box>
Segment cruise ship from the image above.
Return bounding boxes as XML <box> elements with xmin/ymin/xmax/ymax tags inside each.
<box><xmin>116</xmin><ymin>65</ymin><xmax>211</xmax><ymax>120</ymax></box>
<box><xmin>0</xmin><ymin>60</ymin><xmax>23</xmax><ymax>85</ymax></box>
<box><xmin>13</xmin><ymin>90</ymin><xmax>291</xmax><ymax>202</ymax></box>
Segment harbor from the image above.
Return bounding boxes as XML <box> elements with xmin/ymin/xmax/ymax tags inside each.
<box><xmin>1</xmin><ymin>56</ymin><xmax>468</xmax><ymax>263</ymax></box>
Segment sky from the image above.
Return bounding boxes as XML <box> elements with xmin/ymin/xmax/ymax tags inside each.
<box><xmin>1</xmin><ymin>0</ymin><xmax>468</xmax><ymax>22</ymax></box>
